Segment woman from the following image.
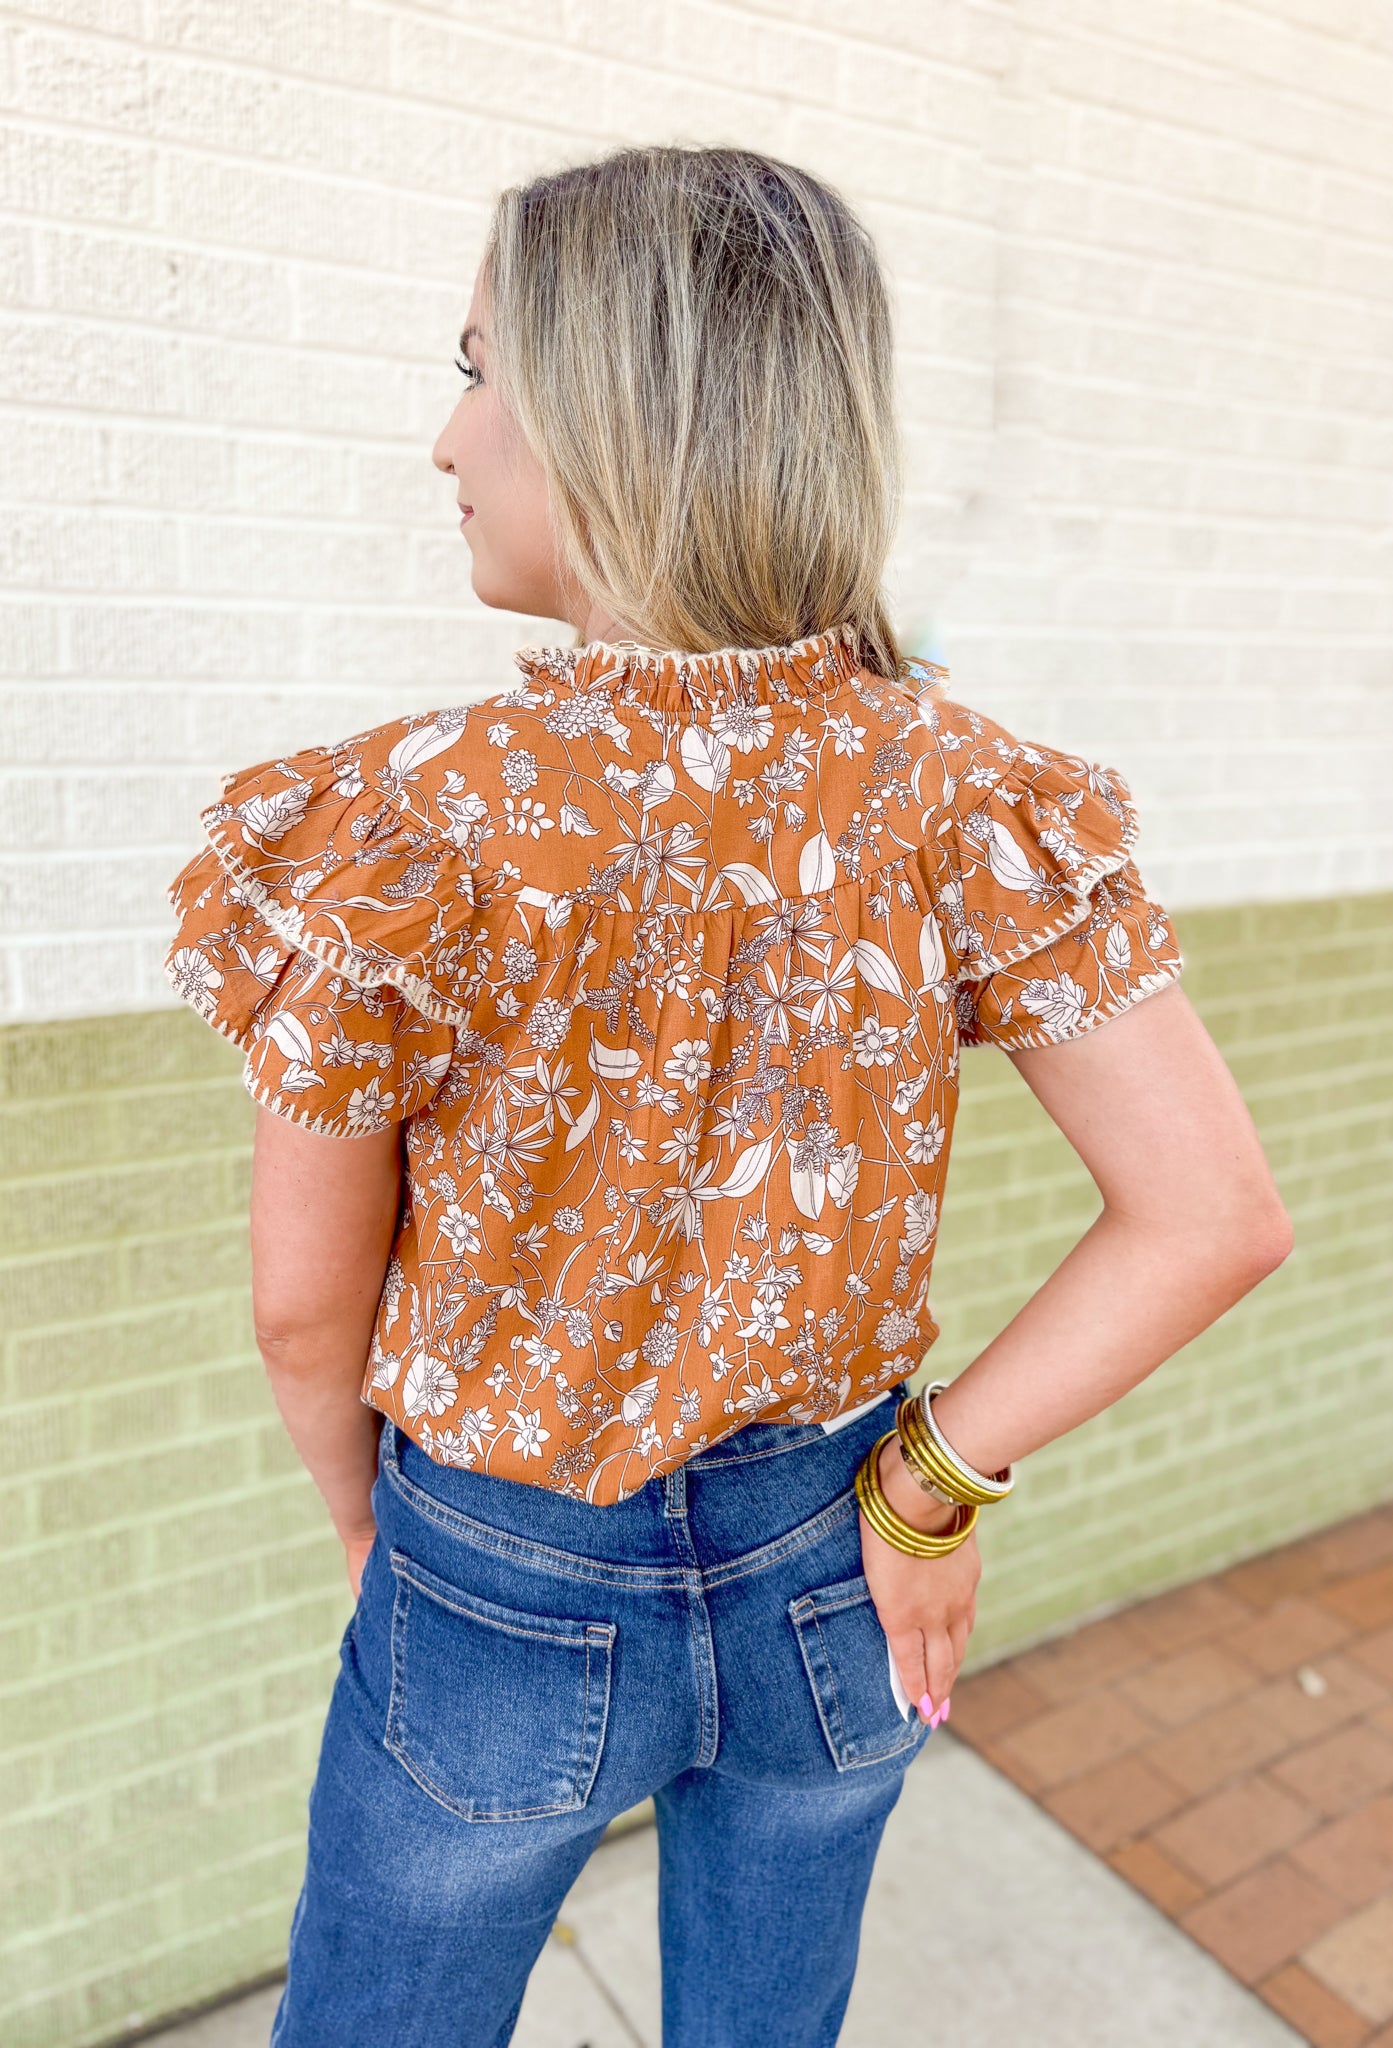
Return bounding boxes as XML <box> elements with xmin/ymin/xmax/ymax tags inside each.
<box><xmin>165</xmin><ymin>145</ymin><xmax>1292</xmax><ymax>2047</ymax></box>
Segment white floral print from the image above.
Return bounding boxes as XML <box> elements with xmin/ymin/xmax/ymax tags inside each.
<box><xmin>164</xmin><ymin>625</ymin><xmax>1184</xmax><ymax>1503</ymax></box>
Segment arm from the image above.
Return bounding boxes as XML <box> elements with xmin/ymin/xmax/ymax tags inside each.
<box><xmin>248</xmin><ymin>1106</ymin><xmax>403</xmax><ymax>1593</ymax></box>
<box><xmin>863</xmin><ymin>980</ymin><xmax>1295</xmax><ymax>1718</ymax></box>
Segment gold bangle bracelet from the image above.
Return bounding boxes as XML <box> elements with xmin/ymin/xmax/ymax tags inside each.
<box><xmin>894</xmin><ymin>1438</ymin><xmax>959</xmax><ymax>1506</ymax></box>
<box><xmin>895</xmin><ymin>1398</ymin><xmax>982</xmax><ymax>1505</ymax></box>
<box><xmin>855</xmin><ymin>1432</ymin><xmax>978</xmax><ymax>1559</ymax></box>
<box><xmin>921</xmin><ymin>1382</ymin><xmax>1015</xmax><ymax>1496</ymax></box>
<box><xmin>896</xmin><ymin>1395</ymin><xmax>1014</xmax><ymax>1508</ymax></box>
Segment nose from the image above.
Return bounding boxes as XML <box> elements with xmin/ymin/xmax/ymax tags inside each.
<box><xmin>431</xmin><ymin>429</ymin><xmax>451</xmax><ymax>474</ymax></box>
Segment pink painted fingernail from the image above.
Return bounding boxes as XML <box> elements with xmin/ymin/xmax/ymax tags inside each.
<box><xmin>940</xmin><ymin>1695</ymin><xmax>951</xmax><ymax>1721</ymax></box>
<box><xmin>918</xmin><ymin>1692</ymin><xmax>935</xmax><ymax>1721</ymax></box>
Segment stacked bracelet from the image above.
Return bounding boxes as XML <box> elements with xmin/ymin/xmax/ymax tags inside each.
<box><xmin>855</xmin><ymin>1430</ymin><xmax>979</xmax><ymax>1559</ymax></box>
<box><xmin>897</xmin><ymin>1385</ymin><xmax>1014</xmax><ymax>1507</ymax></box>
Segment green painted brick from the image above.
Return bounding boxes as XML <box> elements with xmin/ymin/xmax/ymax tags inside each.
<box><xmin>190</xmin><ymin>1359</ymin><xmax>277</xmax><ymax>1431</ymax></box>
<box><xmin>0</xmin><ymin>1157</ymin><xmax>248</xmax><ymax>1260</ymax></box>
<box><xmin>2</xmin><ymin>1247</ymin><xmax>127</xmax><ymax>1333</ymax></box>
<box><xmin>0</xmin><ymin>1797</ymin><xmax>104</xmax><ymax>1888</ymax></box>
<box><xmin>6</xmin><ymin>1898</ymin><xmax>185</xmax><ymax>2005</ymax></box>
<box><xmin>119</xmin><ymin>1223</ymin><xmax>254</xmax><ymax>1308</ymax></box>
<box><xmin>72</xmin><ymin>1912</ymin><xmax>290</xmax><ymax>2046</ymax></box>
<box><xmin>69</xmin><ymin>1783</ymin><xmax>309</xmax><ymax>1905</ymax></box>
<box><xmin>50</xmin><ymin>1682</ymin><xmax>280</xmax><ymax>1805</ymax></box>
<box><xmin>108</xmin><ymin>1764</ymin><xmax>211</xmax><ymax>1838</ymax></box>
<box><xmin>0</xmin><ymin>1618</ymin><xmax>43</xmax><ymax>1685</ymax></box>
<box><xmin>259</xmin><ymin>1653</ymin><xmax>343</xmax><ymax>1723</ymax></box>
<box><xmin>209</xmin><ymin>1723</ymin><xmax>319</xmax><ymax>1802</ymax></box>
<box><xmin>3</xmin><ymin>1296</ymin><xmax>254</xmax><ymax>1394</ymax></box>
<box><xmin>135</xmin><ymin>1484</ymin><xmax>327</xmax><ymax>1580</ymax></box>
<box><xmin>0</xmin><ymin>1875</ymin><xmax>67</xmax><ymax>1945</ymax></box>
<box><xmin>0</xmin><ymin>1010</ymin><xmax>244</xmax><ymax>1104</ymax></box>
<box><xmin>84</xmin><ymin>1378</ymin><xmax>201</xmax><ymax>1455</ymax></box>
<box><xmin>33</xmin><ymin>1435</ymin><xmax>258</xmax><ymax>1540</ymax></box>
<box><xmin>0</xmin><ymin>1081</ymin><xmax>251</xmax><ymax>1182</ymax></box>
<box><xmin>41</xmin><ymin>1561</ymin><xmax>251</xmax><ymax>1668</ymax></box>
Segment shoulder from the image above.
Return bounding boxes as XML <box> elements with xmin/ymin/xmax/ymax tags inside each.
<box><xmin>907</xmin><ymin>679</ymin><xmax>1137</xmax><ymax>847</ymax></box>
<box><xmin>173</xmin><ymin>697</ymin><xmax>522</xmax><ymax>1020</ymax></box>
<box><xmin>898</xmin><ymin>679</ymin><xmax>1156</xmax><ymax>987</ymax></box>
<box><xmin>200</xmin><ymin>690</ymin><xmax>529</xmax><ymax>868</ymax></box>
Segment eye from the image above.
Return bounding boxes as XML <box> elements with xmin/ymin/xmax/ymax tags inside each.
<box><xmin>453</xmin><ymin>353</ymin><xmax>481</xmax><ymax>389</ymax></box>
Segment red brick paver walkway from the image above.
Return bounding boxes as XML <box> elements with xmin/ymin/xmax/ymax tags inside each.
<box><xmin>949</xmin><ymin>1502</ymin><xmax>1393</xmax><ymax>2048</ymax></box>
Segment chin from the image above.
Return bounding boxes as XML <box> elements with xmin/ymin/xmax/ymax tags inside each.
<box><xmin>468</xmin><ymin>556</ymin><xmax>541</xmax><ymax>619</ymax></box>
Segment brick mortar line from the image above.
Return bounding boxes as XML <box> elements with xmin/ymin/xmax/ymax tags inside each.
<box><xmin>1017</xmin><ymin>0</ymin><xmax>1393</xmax><ymax>108</ymax></box>
<box><xmin>0</xmin><ymin>1610</ymin><xmax>349</xmax><ymax>1713</ymax></box>
<box><xmin>0</xmin><ymin>1551</ymin><xmax>341</xmax><ymax>1619</ymax></box>
<box><xmin>990</xmin><ymin>156</ymin><xmax>1393</xmax><ymax>250</ymax></box>
<box><xmin>0</xmin><ymin>1543</ymin><xmax>338</xmax><ymax>1607</ymax></box>
<box><xmin>2</xmin><ymin>1633</ymin><xmax>348</xmax><ymax>1709</ymax></box>
<box><xmin>6</xmin><ymin>21</ymin><xmax>1391</xmax><ymax>215</ymax></box>
<box><xmin>1008</xmin><ymin>9</ymin><xmax>1393</xmax><ymax>143</ymax></box>
<box><xmin>0</xmin><ymin>1153</ymin><xmax>255</xmax><ymax>1192</ymax></box>
<box><xmin>0</xmin><ymin>1290</ymin><xmax>251</xmax><ymax>1327</ymax></box>
<box><xmin>7</xmin><ymin>129</ymin><xmax>1392</xmax><ymax>256</ymax></box>
<box><xmin>2</xmin><ymin>1470</ymin><xmax>313</xmax><ymax>1532</ymax></box>
<box><xmin>994</xmin><ymin>241</ymin><xmax>1393</xmax><ymax>326</ymax></box>
<box><xmin>0</xmin><ymin>50</ymin><xmax>980</xmax><ymax>191</ymax></box>
<box><xmin>4</xmin><ymin>5</ymin><xmax>1004</xmax><ymax>118</ymax></box>
<box><xmin>0</xmin><ymin>1867</ymin><xmax>305</xmax><ymax>1974</ymax></box>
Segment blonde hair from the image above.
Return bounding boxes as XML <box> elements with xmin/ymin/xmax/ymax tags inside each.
<box><xmin>483</xmin><ymin>144</ymin><xmax>903</xmax><ymax>681</ymax></box>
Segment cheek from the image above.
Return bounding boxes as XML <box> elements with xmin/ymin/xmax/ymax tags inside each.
<box><xmin>477</xmin><ymin>422</ymin><xmax>554</xmax><ymax>552</ymax></box>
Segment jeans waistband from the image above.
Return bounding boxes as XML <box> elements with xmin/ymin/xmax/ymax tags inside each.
<box><xmin>677</xmin><ymin>1386</ymin><xmax>896</xmax><ymax>1471</ymax></box>
<box><xmin>375</xmin><ymin>1383</ymin><xmax>910</xmax><ymax>1589</ymax></box>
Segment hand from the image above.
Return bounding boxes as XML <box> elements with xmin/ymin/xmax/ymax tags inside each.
<box><xmin>859</xmin><ymin>1435</ymin><xmax>981</xmax><ymax>1723</ymax></box>
<box><xmin>342</xmin><ymin>1524</ymin><xmax>376</xmax><ymax>1602</ymax></box>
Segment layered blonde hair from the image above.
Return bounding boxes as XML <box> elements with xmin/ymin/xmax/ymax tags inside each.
<box><xmin>482</xmin><ymin>144</ymin><xmax>903</xmax><ymax>681</ymax></box>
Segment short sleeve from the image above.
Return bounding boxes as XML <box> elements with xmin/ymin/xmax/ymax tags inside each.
<box><xmin>163</xmin><ymin>738</ymin><xmax>461</xmax><ymax>1137</ymax></box>
<box><xmin>918</xmin><ymin>690</ymin><xmax>1186</xmax><ymax>1054</ymax></box>
<box><xmin>954</xmin><ymin>850</ymin><xmax>1184</xmax><ymax>1051</ymax></box>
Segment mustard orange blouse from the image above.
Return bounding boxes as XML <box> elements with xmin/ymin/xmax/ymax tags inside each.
<box><xmin>164</xmin><ymin>626</ymin><xmax>1184</xmax><ymax>1503</ymax></box>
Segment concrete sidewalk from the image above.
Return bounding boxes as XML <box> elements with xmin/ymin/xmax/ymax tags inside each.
<box><xmin>148</xmin><ymin>1731</ymin><xmax>1303</xmax><ymax>2048</ymax></box>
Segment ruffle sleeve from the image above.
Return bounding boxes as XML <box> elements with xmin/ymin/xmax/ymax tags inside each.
<box><xmin>163</xmin><ymin>734</ymin><xmax>467</xmax><ymax>1136</ymax></box>
<box><xmin>916</xmin><ymin>689</ymin><xmax>1186</xmax><ymax>1053</ymax></box>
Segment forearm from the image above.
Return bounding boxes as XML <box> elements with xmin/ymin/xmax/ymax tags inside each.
<box><xmin>258</xmin><ymin>1330</ymin><xmax>382</xmax><ymax>1542</ymax></box>
<box><xmin>922</xmin><ymin>1204</ymin><xmax>1287</xmax><ymax>1483</ymax></box>
<box><xmin>248</xmin><ymin>1109</ymin><xmax>401</xmax><ymax>1546</ymax></box>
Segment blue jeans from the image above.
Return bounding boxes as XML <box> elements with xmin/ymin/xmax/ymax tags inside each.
<box><xmin>270</xmin><ymin>1386</ymin><xmax>936</xmax><ymax>2047</ymax></box>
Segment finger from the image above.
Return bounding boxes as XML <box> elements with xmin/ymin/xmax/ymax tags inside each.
<box><xmin>887</xmin><ymin>1626</ymin><xmax>927</xmax><ymax>1714</ymax></box>
<box><xmin>924</xmin><ymin>1634</ymin><xmax>957</xmax><ymax>1721</ymax></box>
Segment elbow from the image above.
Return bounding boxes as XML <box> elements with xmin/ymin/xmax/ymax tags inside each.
<box><xmin>253</xmin><ymin>1313</ymin><xmax>320</xmax><ymax>1376</ymax></box>
<box><xmin>1213</xmin><ymin>1192</ymin><xmax>1295</xmax><ymax>1286</ymax></box>
<box><xmin>1250</xmin><ymin>1199</ymin><xmax>1295</xmax><ymax>1277</ymax></box>
<box><xmin>1117</xmin><ymin>1186</ymin><xmax>1295</xmax><ymax>1285</ymax></box>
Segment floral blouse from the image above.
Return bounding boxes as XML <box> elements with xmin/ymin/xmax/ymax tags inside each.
<box><xmin>164</xmin><ymin>625</ymin><xmax>1184</xmax><ymax>1504</ymax></box>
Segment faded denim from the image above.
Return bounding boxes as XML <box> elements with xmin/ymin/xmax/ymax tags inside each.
<box><xmin>270</xmin><ymin>1385</ymin><xmax>935</xmax><ymax>2048</ymax></box>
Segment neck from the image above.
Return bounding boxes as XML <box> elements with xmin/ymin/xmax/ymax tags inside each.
<box><xmin>574</xmin><ymin>597</ymin><xmax>643</xmax><ymax>645</ymax></box>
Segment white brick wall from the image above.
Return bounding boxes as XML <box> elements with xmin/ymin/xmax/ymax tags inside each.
<box><xmin>1</xmin><ymin>0</ymin><xmax>1390</xmax><ymax>1020</ymax></box>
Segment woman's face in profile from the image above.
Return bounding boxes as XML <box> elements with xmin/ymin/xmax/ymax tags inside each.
<box><xmin>432</xmin><ymin>264</ymin><xmax>571</xmax><ymax>625</ymax></box>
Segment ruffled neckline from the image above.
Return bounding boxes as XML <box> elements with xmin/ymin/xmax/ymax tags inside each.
<box><xmin>512</xmin><ymin>622</ymin><xmax>866</xmax><ymax>710</ymax></box>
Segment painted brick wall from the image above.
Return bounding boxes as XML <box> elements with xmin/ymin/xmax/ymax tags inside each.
<box><xmin>1</xmin><ymin>2</ymin><xmax>1390</xmax><ymax>2042</ymax></box>
<box><xmin>2</xmin><ymin>894</ymin><xmax>1390</xmax><ymax>2044</ymax></box>
<box><xmin>1</xmin><ymin>0</ymin><xmax>1391</xmax><ymax>1020</ymax></box>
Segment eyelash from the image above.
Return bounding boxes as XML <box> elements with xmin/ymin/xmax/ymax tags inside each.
<box><xmin>454</xmin><ymin>354</ymin><xmax>481</xmax><ymax>388</ymax></box>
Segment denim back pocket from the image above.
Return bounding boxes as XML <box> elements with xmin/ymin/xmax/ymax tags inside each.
<box><xmin>385</xmin><ymin>1547</ymin><xmax>616</xmax><ymax>1822</ymax></box>
<box><xmin>789</xmin><ymin>1573</ymin><xmax>932</xmax><ymax>1772</ymax></box>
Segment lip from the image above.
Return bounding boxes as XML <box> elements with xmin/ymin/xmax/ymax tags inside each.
<box><xmin>457</xmin><ymin>503</ymin><xmax>474</xmax><ymax>525</ymax></box>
